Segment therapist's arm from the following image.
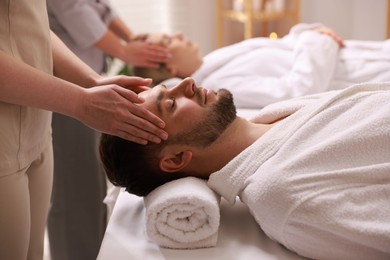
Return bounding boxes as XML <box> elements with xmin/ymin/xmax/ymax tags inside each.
<box><xmin>94</xmin><ymin>23</ymin><xmax>171</xmax><ymax>68</ymax></box>
<box><xmin>0</xmin><ymin>32</ymin><xmax>167</xmax><ymax>144</ymax></box>
<box><xmin>47</xmin><ymin>0</ymin><xmax>170</xmax><ymax>68</ymax></box>
<box><xmin>106</xmin><ymin>17</ymin><xmax>172</xmax><ymax>68</ymax></box>
<box><xmin>108</xmin><ymin>16</ymin><xmax>133</xmax><ymax>42</ymax></box>
<box><xmin>0</xmin><ymin>48</ymin><xmax>84</xmax><ymax>116</ymax></box>
<box><xmin>50</xmin><ymin>30</ymin><xmax>102</xmax><ymax>87</ymax></box>
<box><xmin>50</xmin><ymin>31</ymin><xmax>168</xmax><ymax>144</ymax></box>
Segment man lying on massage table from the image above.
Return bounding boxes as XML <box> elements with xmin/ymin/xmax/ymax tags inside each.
<box><xmin>99</xmin><ymin>77</ymin><xmax>390</xmax><ymax>260</ymax></box>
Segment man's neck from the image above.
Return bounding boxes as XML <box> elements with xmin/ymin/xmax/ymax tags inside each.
<box><xmin>189</xmin><ymin>117</ymin><xmax>275</xmax><ymax>176</ymax></box>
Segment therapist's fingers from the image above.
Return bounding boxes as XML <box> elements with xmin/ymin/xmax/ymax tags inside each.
<box><xmin>96</xmin><ymin>75</ymin><xmax>152</xmax><ymax>88</ymax></box>
<box><xmin>97</xmin><ymin>75</ymin><xmax>153</xmax><ymax>94</ymax></box>
<box><xmin>133</xmin><ymin>42</ymin><xmax>172</xmax><ymax>68</ymax></box>
<box><xmin>115</xmin><ymin>111</ymin><xmax>168</xmax><ymax>145</ymax></box>
<box><xmin>126</xmin><ymin>105</ymin><xmax>168</xmax><ymax>143</ymax></box>
<box><xmin>126</xmin><ymin>41</ymin><xmax>171</xmax><ymax>68</ymax></box>
<box><xmin>95</xmin><ymin>76</ymin><xmax>168</xmax><ymax>140</ymax></box>
<box><xmin>114</xmin><ymin>86</ymin><xmax>168</xmax><ymax>142</ymax></box>
<box><xmin>143</xmin><ymin>43</ymin><xmax>172</xmax><ymax>63</ymax></box>
<box><xmin>79</xmin><ymin>85</ymin><xmax>167</xmax><ymax>144</ymax></box>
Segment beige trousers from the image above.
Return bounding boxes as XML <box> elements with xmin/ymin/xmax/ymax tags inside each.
<box><xmin>0</xmin><ymin>143</ymin><xmax>53</xmax><ymax>260</ymax></box>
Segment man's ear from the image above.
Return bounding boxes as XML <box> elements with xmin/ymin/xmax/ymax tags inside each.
<box><xmin>159</xmin><ymin>150</ymin><xmax>192</xmax><ymax>172</ymax></box>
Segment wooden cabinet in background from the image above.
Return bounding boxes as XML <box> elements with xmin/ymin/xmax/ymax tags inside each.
<box><xmin>387</xmin><ymin>0</ymin><xmax>390</xmax><ymax>38</ymax></box>
<box><xmin>216</xmin><ymin>0</ymin><xmax>300</xmax><ymax>47</ymax></box>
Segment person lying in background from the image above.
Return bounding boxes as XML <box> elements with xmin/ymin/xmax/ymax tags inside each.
<box><xmin>99</xmin><ymin>77</ymin><xmax>390</xmax><ymax>260</ymax></box>
<box><xmin>133</xmin><ymin>23</ymin><xmax>390</xmax><ymax>108</ymax></box>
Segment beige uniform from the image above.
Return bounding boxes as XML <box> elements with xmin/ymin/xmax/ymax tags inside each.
<box><xmin>0</xmin><ymin>0</ymin><xmax>54</xmax><ymax>259</ymax></box>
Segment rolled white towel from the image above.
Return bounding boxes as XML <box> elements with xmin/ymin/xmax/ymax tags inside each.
<box><xmin>144</xmin><ymin>177</ymin><xmax>221</xmax><ymax>249</ymax></box>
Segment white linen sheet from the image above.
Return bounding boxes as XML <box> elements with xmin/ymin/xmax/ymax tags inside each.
<box><xmin>97</xmin><ymin>189</ymin><xmax>307</xmax><ymax>260</ymax></box>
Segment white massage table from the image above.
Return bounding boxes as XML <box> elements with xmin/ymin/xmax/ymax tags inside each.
<box><xmin>97</xmin><ymin>189</ymin><xmax>307</xmax><ymax>260</ymax></box>
<box><xmin>97</xmin><ymin>109</ymin><xmax>307</xmax><ymax>260</ymax></box>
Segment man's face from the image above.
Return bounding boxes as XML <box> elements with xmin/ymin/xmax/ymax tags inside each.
<box><xmin>145</xmin><ymin>33</ymin><xmax>202</xmax><ymax>78</ymax></box>
<box><xmin>138</xmin><ymin>78</ymin><xmax>236</xmax><ymax>147</ymax></box>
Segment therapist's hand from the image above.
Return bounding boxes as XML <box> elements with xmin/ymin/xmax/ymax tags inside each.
<box><xmin>123</xmin><ymin>40</ymin><xmax>171</xmax><ymax>68</ymax></box>
<box><xmin>78</xmin><ymin>76</ymin><xmax>168</xmax><ymax>144</ymax></box>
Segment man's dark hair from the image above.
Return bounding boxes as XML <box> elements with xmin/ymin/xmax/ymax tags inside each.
<box><xmin>99</xmin><ymin>134</ymin><xmax>182</xmax><ymax>196</ymax></box>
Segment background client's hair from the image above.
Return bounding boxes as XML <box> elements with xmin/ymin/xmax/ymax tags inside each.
<box><xmin>132</xmin><ymin>65</ymin><xmax>172</xmax><ymax>87</ymax></box>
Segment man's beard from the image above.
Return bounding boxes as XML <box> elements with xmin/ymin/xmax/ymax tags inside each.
<box><xmin>168</xmin><ymin>88</ymin><xmax>236</xmax><ymax>147</ymax></box>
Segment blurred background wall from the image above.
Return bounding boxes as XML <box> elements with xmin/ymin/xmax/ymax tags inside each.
<box><xmin>110</xmin><ymin>0</ymin><xmax>388</xmax><ymax>57</ymax></box>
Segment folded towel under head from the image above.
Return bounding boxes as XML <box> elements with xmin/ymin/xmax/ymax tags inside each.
<box><xmin>143</xmin><ymin>177</ymin><xmax>221</xmax><ymax>249</ymax></box>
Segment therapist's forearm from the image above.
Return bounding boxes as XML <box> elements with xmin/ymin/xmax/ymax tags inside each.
<box><xmin>94</xmin><ymin>29</ymin><xmax>129</xmax><ymax>63</ymax></box>
<box><xmin>109</xmin><ymin>17</ymin><xmax>133</xmax><ymax>42</ymax></box>
<box><xmin>0</xmin><ymin>49</ymin><xmax>85</xmax><ymax>118</ymax></box>
<box><xmin>51</xmin><ymin>31</ymin><xmax>102</xmax><ymax>88</ymax></box>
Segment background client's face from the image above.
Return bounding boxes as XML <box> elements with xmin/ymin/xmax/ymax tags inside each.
<box><xmin>138</xmin><ymin>78</ymin><xmax>236</xmax><ymax>147</ymax></box>
<box><xmin>146</xmin><ymin>33</ymin><xmax>202</xmax><ymax>77</ymax></box>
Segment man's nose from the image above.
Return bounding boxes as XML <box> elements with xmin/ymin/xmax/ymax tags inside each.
<box><xmin>183</xmin><ymin>77</ymin><xmax>196</xmax><ymax>97</ymax></box>
<box><xmin>171</xmin><ymin>77</ymin><xmax>196</xmax><ymax>97</ymax></box>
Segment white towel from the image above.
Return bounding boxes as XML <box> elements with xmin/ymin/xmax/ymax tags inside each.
<box><xmin>103</xmin><ymin>185</ymin><xmax>121</xmax><ymax>221</ymax></box>
<box><xmin>143</xmin><ymin>177</ymin><xmax>221</xmax><ymax>249</ymax></box>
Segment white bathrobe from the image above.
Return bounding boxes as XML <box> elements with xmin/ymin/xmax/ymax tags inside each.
<box><xmin>192</xmin><ymin>23</ymin><xmax>390</xmax><ymax>108</ymax></box>
<box><xmin>208</xmin><ymin>82</ymin><xmax>390</xmax><ymax>260</ymax></box>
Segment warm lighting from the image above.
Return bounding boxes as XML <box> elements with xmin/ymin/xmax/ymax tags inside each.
<box><xmin>233</xmin><ymin>0</ymin><xmax>244</xmax><ymax>12</ymax></box>
<box><xmin>269</xmin><ymin>32</ymin><xmax>278</xmax><ymax>40</ymax></box>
